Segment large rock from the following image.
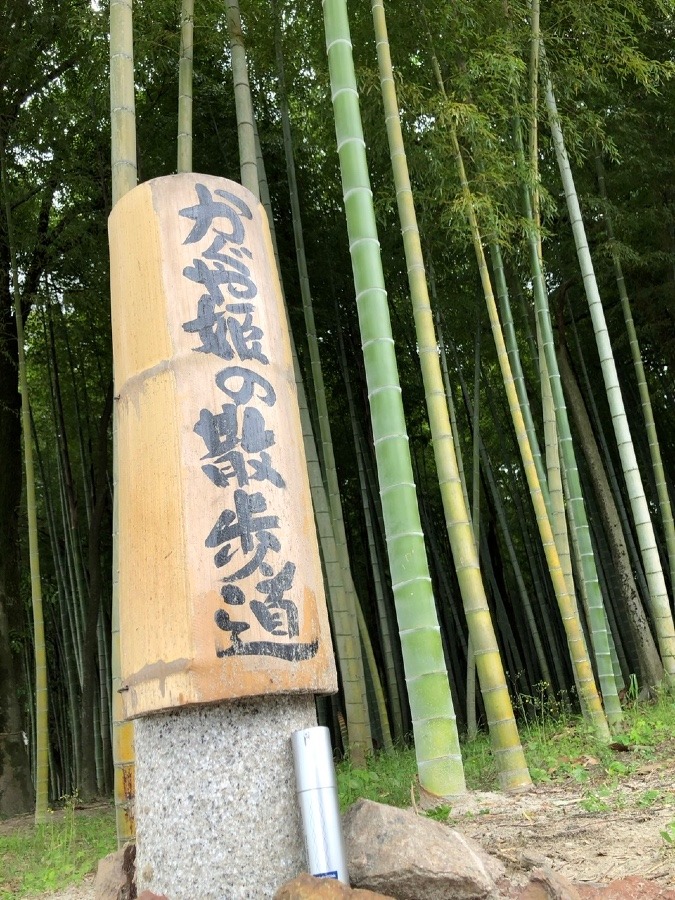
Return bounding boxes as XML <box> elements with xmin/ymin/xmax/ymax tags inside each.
<box><xmin>343</xmin><ymin>798</ymin><xmax>505</xmax><ymax>899</ymax></box>
<box><xmin>275</xmin><ymin>873</ymin><xmax>393</xmax><ymax>898</ymax></box>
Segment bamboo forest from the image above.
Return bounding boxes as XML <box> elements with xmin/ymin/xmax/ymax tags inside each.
<box><xmin>2</xmin><ymin>0</ymin><xmax>675</xmax><ymax>830</ymax></box>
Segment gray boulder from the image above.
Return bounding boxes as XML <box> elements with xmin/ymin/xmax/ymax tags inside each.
<box><xmin>343</xmin><ymin>798</ymin><xmax>505</xmax><ymax>900</ymax></box>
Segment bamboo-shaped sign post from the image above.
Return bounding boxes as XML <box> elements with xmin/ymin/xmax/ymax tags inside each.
<box><xmin>109</xmin><ymin>173</ymin><xmax>336</xmax><ymax>898</ymax></box>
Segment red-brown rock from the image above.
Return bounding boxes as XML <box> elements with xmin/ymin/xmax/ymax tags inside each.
<box><xmin>517</xmin><ymin>867</ymin><xmax>581</xmax><ymax>899</ymax></box>
<box><xmin>94</xmin><ymin>844</ymin><xmax>136</xmax><ymax>900</ymax></box>
<box><xmin>576</xmin><ymin>876</ymin><xmax>675</xmax><ymax>899</ymax></box>
<box><xmin>274</xmin><ymin>873</ymin><xmax>394</xmax><ymax>899</ymax></box>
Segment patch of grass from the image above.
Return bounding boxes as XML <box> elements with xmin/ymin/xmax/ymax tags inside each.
<box><xmin>462</xmin><ymin>733</ymin><xmax>498</xmax><ymax>792</ymax></box>
<box><xmin>623</xmin><ymin>701</ymin><xmax>675</xmax><ymax>749</ymax></box>
<box><xmin>518</xmin><ymin>691</ymin><xmax>674</xmax><ymax>781</ymax></box>
<box><xmin>336</xmin><ymin>746</ymin><xmax>418</xmax><ymax>810</ymax></box>
<box><xmin>334</xmin><ymin>693</ymin><xmax>675</xmax><ymax>816</ymax></box>
<box><xmin>0</xmin><ymin>802</ymin><xmax>116</xmax><ymax>899</ymax></box>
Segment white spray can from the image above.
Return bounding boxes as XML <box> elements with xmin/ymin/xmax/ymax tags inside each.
<box><xmin>291</xmin><ymin>725</ymin><xmax>349</xmax><ymax>883</ymax></box>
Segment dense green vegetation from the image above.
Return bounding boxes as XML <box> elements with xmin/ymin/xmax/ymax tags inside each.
<box><xmin>0</xmin><ymin>801</ymin><xmax>116</xmax><ymax>898</ymax></box>
<box><xmin>2</xmin><ymin>0</ymin><xmax>675</xmax><ymax>820</ymax></box>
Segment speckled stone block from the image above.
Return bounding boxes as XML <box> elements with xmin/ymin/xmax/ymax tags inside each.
<box><xmin>134</xmin><ymin>694</ymin><xmax>317</xmax><ymax>899</ymax></box>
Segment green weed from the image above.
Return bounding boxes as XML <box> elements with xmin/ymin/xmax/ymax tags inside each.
<box><xmin>638</xmin><ymin>789</ymin><xmax>662</xmax><ymax>807</ymax></box>
<box><xmin>660</xmin><ymin>821</ymin><xmax>675</xmax><ymax>846</ymax></box>
<box><xmin>581</xmin><ymin>790</ymin><xmax>612</xmax><ymax>813</ymax></box>
<box><xmin>425</xmin><ymin>804</ymin><xmax>452</xmax><ymax>822</ymax></box>
<box><xmin>513</xmin><ymin>682</ymin><xmax>575</xmax><ymax>742</ymax></box>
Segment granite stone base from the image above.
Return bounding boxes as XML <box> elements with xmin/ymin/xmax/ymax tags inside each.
<box><xmin>134</xmin><ymin>694</ymin><xmax>317</xmax><ymax>898</ymax></box>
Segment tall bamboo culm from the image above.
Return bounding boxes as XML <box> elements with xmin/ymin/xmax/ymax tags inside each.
<box><xmin>323</xmin><ymin>0</ymin><xmax>466</xmax><ymax>798</ymax></box>
<box><xmin>543</xmin><ymin>67</ymin><xmax>675</xmax><ymax>682</ymax></box>
<box><xmin>272</xmin><ymin>2</ymin><xmax>381</xmax><ymax>754</ymax></box>
<box><xmin>177</xmin><ymin>0</ymin><xmax>194</xmax><ymax>173</ymax></box>
<box><xmin>425</xmin><ymin>43</ymin><xmax>609</xmax><ymax>739</ymax></box>
<box><xmin>1</xmin><ymin>145</ymin><xmax>49</xmax><ymax>823</ymax></box>
<box><xmin>110</xmin><ymin>0</ymin><xmax>137</xmax><ymax>845</ymax></box>
<box><xmin>514</xmin><ymin>106</ymin><xmax>622</xmax><ymax>722</ymax></box>
<box><xmin>371</xmin><ymin>0</ymin><xmax>530</xmax><ymax>791</ymax></box>
<box><xmin>225</xmin><ymin>0</ymin><xmax>258</xmax><ymax>199</ymax></box>
<box><xmin>595</xmin><ymin>152</ymin><xmax>675</xmax><ymax>606</ymax></box>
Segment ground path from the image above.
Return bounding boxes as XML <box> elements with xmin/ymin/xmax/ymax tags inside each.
<box><xmin>8</xmin><ymin>739</ymin><xmax>675</xmax><ymax>898</ymax></box>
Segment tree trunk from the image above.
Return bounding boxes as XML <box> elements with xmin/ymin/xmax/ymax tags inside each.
<box><xmin>558</xmin><ymin>343</ymin><xmax>664</xmax><ymax>688</ymax></box>
<box><xmin>543</xmin><ymin>64</ymin><xmax>675</xmax><ymax>682</ymax></box>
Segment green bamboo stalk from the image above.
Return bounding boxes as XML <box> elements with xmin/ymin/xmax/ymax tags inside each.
<box><xmin>57</xmin><ymin>303</ymin><xmax>93</xmax><ymax>531</ymax></box>
<box><xmin>324</xmin><ymin>0</ymin><xmax>466</xmax><ymax>797</ymax></box>
<box><xmin>489</xmin><ymin>240</ymin><xmax>549</xmax><ymax>511</ymax></box>
<box><xmin>427</xmin><ymin>51</ymin><xmax>608</xmax><ymax>737</ymax></box>
<box><xmin>355</xmin><ymin>597</ymin><xmax>393</xmax><ymax>751</ymax></box>
<box><xmin>595</xmin><ymin>151</ymin><xmax>675</xmax><ymax>604</ymax></box>
<box><xmin>1</xmin><ymin>146</ymin><xmax>49</xmax><ymax>823</ymax></box>
<box><xmin>372</xmin><ymin>0</ymin><xmax>529</xmax><ymax>789</ymax></box>
<box><xmin>568</xmin><ymin>303</ymin><xmax>651</xmax><ymax>606</ymax></box>
<box><xmin>93</xmin><ymin>684</ymin><xmax>104</xmax><ymax>793</ymax></box>
<box><xmin>296</xmin><ymin>356</ymin><xmax>373</xmax><ymax>762</ymax></box>
<box><xmin>466</xmin><ymin>318</ymin><xmax>481</xmax><ymax>741</ymax></box>
<box><xmin>31</xmin><ymin>409</ymin><xmax>84</xmax><ymax>784</ymax></box>
<box><xmin>110</xmin><ymin>0</ymin><xmax>137</xmax><ymax>846</ymax></box>
<box><xmin>539</xmin><ymin>343</ymin><xmax>576</xmax><ymax>611</ymax></box>
<box><xmin>273</xmin><ymin>5</ymin><xmax>385</xmax><ymax>749</ymax></box>
<box><xmin>55</xmin><ymin>465</ymin><xmax>83</xmax><ymax>685</ymax></box>
<box><xmin>47</xmin><ymin>314</ymin><xmax>91</xmax><ymax>699</ymax></box>
<box><xmin>454</xmin><ymin>345</ymin><xmax>555</xmax><ymax>697</ymax></box>
<box><xmin>225</xmin><ymin>0</ymin><xmax>258</xmax><ymax>198</ymax></box>
<box><xmin>543</xmin><ymin>65</ymin><xmax>675</xmax><ymax>682</ymax></box>
<box><xmin>97</xmin><ymin>612</ymin><xmax>113</xmax><ymax>794</ymax></box>
<box><xmin>250</xmin><ymin>92</ymin><xmax>373</xmax><ymax>760</ymax></box>
<box><xmin>514</xmin><ymin>120</ymin><xmax>622</xmax><ymax>723</ymax></box>
<box><xmin>338</xmin><ymin>315</ymin><xmax>404</xmax><ymax>742</ymax></box>
<box><xmin>557</xmin><ymin>342</ymin><xmax>664</xmax><ymax>688</ymax></box>
<box><xmin>177</xmin><ymin>0</ymin><xmax>194</xmax><ymax>173</ymax></box>
<box><xmin>528</xmin><ymin>0</ymin><xmax>543</xmax><ymax>263</ymax></box>
<box><xmin>434</xmin><ymin>306</ymin><xmax>471</xmax><ymax>517</ymax></box>
<box><xmin>110</xmin><ymin>0</ymin><xmax>137</xmax><ymax>205</ymax></box>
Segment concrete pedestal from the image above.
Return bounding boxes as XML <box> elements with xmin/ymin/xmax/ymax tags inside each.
<box><xmin>134</xmin><ymin>694</ymin><xmax>316</xmax><ymax>898</ymax></box>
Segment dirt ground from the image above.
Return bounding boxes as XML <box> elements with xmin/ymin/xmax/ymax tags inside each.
<box><xmin>448</xmin><ymin>740</ymin><xmax>675</xmax><ymax>892</ymax></box>
<box><xmin>8</xmin><ymin>741</ymin><xmax>675</xmax><ymax>899</ymax></box>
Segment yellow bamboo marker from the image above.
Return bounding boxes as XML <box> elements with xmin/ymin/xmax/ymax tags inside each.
<box><xmin>109</xmin><ymin>174</ymin><xmax>336</xmax><ymax>713</ymax></box>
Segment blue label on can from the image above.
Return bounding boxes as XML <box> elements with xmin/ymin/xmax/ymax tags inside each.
<box><xmin>314</xmin><ymin>871</ymin><xmax>338</xmax><ymax>879</ymax></box>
